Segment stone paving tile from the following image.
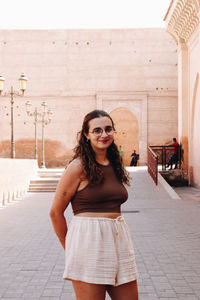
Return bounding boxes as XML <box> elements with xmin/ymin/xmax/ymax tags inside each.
<box><xmin>1</xmin><ymin>168</ymin><xmax>200</xmax><ymax>299</ymax></box>
<box><xmin>40</xmin><ymin>298</ymin><xmax>61</xmax><ymax>300</ymax></box>
<box><xmin>139</xmin><ymin>295</ymin><xmax>160</xmax><ymax>300</ymax></box>
<box><xmin>42</xmin><ymin>289</ymin><xmax>63</xmax><ymax>297</ymax></box>
<box><xmin>177</xmin><ymin>296</ymin><xmax>199</xmax><ymax>300</ymax></box>
<box><xmin>1</xmin><ymin>292</ymin><xmax>24</xmax><ymax>298</ymax></box>
<box><xmin>0</xmin><ymin>298</ymin><xmax>23</xmax><ymax>300</ymax></box>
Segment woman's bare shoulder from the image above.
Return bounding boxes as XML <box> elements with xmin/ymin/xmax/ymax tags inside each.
<box><xmin>65</xmin><ymin>158</ymin><xmax>83</xmax><ymax>175</ymax></box>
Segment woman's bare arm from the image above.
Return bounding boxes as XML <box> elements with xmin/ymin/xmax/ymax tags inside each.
<box><xmin>49</xmin><ymin>159</ymin><xmax>82</xmax><ymax>249</ymax></box>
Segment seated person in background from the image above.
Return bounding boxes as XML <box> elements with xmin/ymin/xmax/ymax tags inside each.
<box><xmin>167</xmin><ymin>138</ymin><xmax>179</xmax><ymax>170</ymax></box>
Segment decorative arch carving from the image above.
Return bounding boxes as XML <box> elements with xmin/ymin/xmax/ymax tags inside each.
<box><xmin>165</xmin><ymin>0</ymin><xmax>200</xmax><ymax>44</ymax></box>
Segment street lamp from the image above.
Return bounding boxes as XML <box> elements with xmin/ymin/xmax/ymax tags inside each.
<box><xmin>25</xmin><ymin>100</ymin><xmax>52</xmax><ymax>168</ymax></box>
<box><xmin>18</xmin><ymin>73</ymin><xmax>27</xmax><ymax>95</ymax></box>
<box><xmin>26</xmin><ymin>101</ymin><xmax>38</xmax><ymax>161</ymax></box>
<box><xmin>0</xmin><ymin>73</ymin><xmax>28</xmax><ymax>158</ymax></box>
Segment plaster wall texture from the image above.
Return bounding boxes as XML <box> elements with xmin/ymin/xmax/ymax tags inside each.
<box><xmin>188</xmin><ymin>29</ymin><xmax>200</xmax><ymax>187</ymax></box>
<box><xmin>0</xmin><ymin>29</ymin><xmax>178</xmax><ymax>167</ymax></box>
<box><xmin>177</xmin><ymin>41</ymin><xmax>189</xmax><ymax>172</ymax></box>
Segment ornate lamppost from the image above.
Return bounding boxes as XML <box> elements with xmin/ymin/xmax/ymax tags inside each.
<box><xmin>0</xmin><ymin>73</ymin><xmax>27</xmax><ymax>158</ymax></box>
<box><xmin>25</xmin><ymin>101</ymin><xmax>52</xmax><ymax>168</ymax></box>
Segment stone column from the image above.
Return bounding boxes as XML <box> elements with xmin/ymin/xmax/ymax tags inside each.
<box><xmin>177</xmin><ymin>38</ymin><xmax>189</xmax><ymax>174</ymax></box>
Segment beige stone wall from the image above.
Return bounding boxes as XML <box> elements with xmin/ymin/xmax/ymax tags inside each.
<box><xmin>0</xmin><ymin>29</ymin><xmax>178</xmax><ymax>166</ymax></box>
<box><xmin>165</xmin><ymin>0</ymin><xmax>200</xmax><ymax>187</ymax></box>
<box><xmin>188</xmin><ymin>28</ymin><xmax>200</xmax><ymax>187</ymax></box>
<box><xmin>147</xmin><ymin>92</ymin><xmax>178</xmax><ymax>144</ymax></box>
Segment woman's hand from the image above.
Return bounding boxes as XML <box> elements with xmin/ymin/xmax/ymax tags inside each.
<box><xmin>49</xmin><ymin>159</ymin><xmax>83</xmax><ymax>248</ymax></box>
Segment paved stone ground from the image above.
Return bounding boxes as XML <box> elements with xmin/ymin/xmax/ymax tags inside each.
<box><xmin>0</xmin><ymin>167</ymin><xmax>200</xmax><ymax>300</ymax></box>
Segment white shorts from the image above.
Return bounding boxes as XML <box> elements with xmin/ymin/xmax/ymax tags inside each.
<box><xmin>63</xmin><ymin>215</ymin><xmax>138</xmax><ymax>286</ymax></box>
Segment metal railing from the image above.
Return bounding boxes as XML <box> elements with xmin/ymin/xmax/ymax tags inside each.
<box><xmin>147</xmin><ymin>146</ymin><xmax>158</xmax><ymax>185</ymax></box>
<box><xmin>149</xmin><ymin>145</ymin><xmax>182</xmax><ymax>171</ymax></box>
<box><xmin>147</xmin><ymin>145</ymin><xmax>182</xmax><ymax>185</ymax></box>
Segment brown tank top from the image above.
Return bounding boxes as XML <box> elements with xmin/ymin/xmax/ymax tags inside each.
<box><xmin>71</xmin><ymin>164</ymin><xmax>128</xmax><ymax>215</ymax></box>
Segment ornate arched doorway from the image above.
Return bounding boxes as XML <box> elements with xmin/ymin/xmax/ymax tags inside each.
<box><xmin>110</xmin><ymin>107</ymin><xmax>139</xmax><ymax>166</ymax></box>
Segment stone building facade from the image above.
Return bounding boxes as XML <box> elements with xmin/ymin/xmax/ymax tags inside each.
<box><xmin>164</xmin><ymin>0</ymin><xmax>200</xmax><ymax>187</ymax></box>
<box><xmin>0</xmin><ymin>29</ymin><xmax>178</xmax><ymax>167</ymax></box>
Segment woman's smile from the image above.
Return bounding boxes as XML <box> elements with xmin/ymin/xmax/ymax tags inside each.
<box><xmin>99</xmin><ymin>139</ymin><xmax>110</xmax><ymax>144</ymax></box>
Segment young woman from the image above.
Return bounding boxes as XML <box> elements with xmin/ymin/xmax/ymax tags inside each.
<box><xmin>49</xmin><ymin>110</ymin><xmax>138</xmax><ymax>300</ymax></box>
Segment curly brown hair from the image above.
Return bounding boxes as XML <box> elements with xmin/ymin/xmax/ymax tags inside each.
<box><xmin>72</xmin><ymin>110</ymin><xmax>130</xmax><ymax>186</ymax></box>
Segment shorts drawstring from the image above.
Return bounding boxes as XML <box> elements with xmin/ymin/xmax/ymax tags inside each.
<box><xmin>113</xmin><ymin>216</ymin><xmax>124</xmax><ymax>235</ymax></box>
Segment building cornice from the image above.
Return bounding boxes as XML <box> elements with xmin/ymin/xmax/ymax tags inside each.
<box><xmin>164</xmin><ymin>0</ymin><xmax>200</xmax><ymax>44</ymax></box>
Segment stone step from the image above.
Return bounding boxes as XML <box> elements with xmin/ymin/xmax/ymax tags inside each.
<box><xmin>28</xmin><ymin>189</ymin><xmax>56</xmax><ymax>192</ymax></box>
<box><xmin>29</xmin><ymin>186</ymin><xmax>58</xmax><ymax>190</ymax></box>
<box><xmin>28</xmin><ymin>168</ymin><xmax>63</xmax><ymax>193</ymax></box>
<box><xmin>37</xmin><ymin>174</ymin><xmax>62</xmax><ymax>178</ymax></box>
<box><xmin>38</xmin><ymin>168</ymin><xmax>64</xmax><ymax>172</ymax></box>
<box><xmin>29</xmin><ymin>184</ymin><xmax>58</xmax><ymax>188</ymax></box>
<box><xmin>30</xmin><ymin>179</ymin><xmax>59</xmax><ymax>184</ymax></box>
<box><xmin>37</xmin><ymin>168</ymin><xmax>64</xmax><ymax>178</ymax></box>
